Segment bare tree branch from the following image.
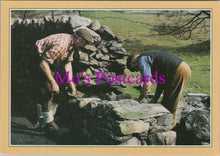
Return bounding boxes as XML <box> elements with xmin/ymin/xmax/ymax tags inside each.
<box><xmin>153</xmin><ymin>10</ymin><xmax>210</xmax><ymax>39</ymax></box>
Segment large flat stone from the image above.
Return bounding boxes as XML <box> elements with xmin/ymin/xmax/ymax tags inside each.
<box><xmin>116</xmin><ymin>120</ymin><xmax>150</xmax><ymax>135</ymax></box>
<box><xmin>113</xmin><ymin>103</ymin><xmax>170</xmax><ymax>120</ymax></box>
<box><xmin>186</xmin><ymin>93</ymin><xmax>209</xmax><ymax>97</ymax></box>
<box><xmin>69</xmin><ymin>15</ymin><xmax>92</xmax><ymax>29</ymax></box>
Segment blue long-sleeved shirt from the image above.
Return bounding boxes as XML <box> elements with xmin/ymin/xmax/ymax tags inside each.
<box><xmin>138</xmin><ymin>56</ymin><xmax>153</xmax><ymax>82</ymax></box>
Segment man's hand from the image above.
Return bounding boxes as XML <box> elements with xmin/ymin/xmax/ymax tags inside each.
<box><xmin>51</xmin><ymin>81</ymin><xmax>59</xmax><ymax>94</ymax></box>
<box><xmin>136</xmin><ymin>81</ymin><xmax>152</xmax><ymax>103</ymax></box>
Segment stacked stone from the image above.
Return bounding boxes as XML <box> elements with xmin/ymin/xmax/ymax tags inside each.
<box><xmin>66</xmin><ymin>98</ymin><xmax>176</xmax><ymax>145</ymax></box>
<box><xmin>68</xmin><ymin>15</ymin><xmax>128</xmax><ymax>95</ymax></box>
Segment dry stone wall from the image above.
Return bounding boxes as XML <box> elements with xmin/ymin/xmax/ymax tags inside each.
<box><xmin>64</xmin><ymin>98</ymin><xmax>176</xmax><ymax>145</ymax></box>
<box><xmin>11</xmin><ymin>14</ymin><xmax>210</xmax><ymax>145</ymax></box>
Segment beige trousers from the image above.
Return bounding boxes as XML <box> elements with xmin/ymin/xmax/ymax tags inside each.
<box><xmin>161</xmin><ymin>61</ymin><xmax>191</xmax><ymax>127</ymax></box>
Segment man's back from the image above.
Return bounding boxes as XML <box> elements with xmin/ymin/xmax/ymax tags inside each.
<box><xmin>140</xmin><ymin>51</ymin><xmax>183</xmax><ymax>76</ymax></box>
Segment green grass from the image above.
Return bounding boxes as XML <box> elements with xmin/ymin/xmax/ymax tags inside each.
<box><xmin>81</xmin><ymin>10</ymin><xmax>210</xmax><ymax>97</ymax></box>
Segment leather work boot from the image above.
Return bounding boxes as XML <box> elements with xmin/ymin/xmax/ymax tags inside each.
<box><xmin>44</xmin><ymin>121</ymin><xmax>59</xmax><ymax>134</ymax></box>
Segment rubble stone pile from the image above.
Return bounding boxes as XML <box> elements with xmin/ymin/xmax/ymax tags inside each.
<box><xmin>175</xmin><ymin>93</ymin><xmax>210</xmax><ymax>145</ymax></box>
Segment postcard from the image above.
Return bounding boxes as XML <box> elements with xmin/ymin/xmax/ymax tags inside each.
<box><xmin>0</xmin><ymin>1</ymin><xmax>220</xmax><ymax>155</ymax></box>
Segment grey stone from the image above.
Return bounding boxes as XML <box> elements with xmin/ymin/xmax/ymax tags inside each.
<box><xmin>85</xmin><ymin>68</ymin><xmax>93</xmax><ymax>76</ymax></box>
<box><xmin>79</xmin><ymin>50</ymin><xmax>89</xmax><ymax>61</ymax></box>
<box><xmin>106</xmin><ymin>99</ymin><xmax>139</xmax><ymax>107</ymax></box>
<box><xmin>112</xmin><ymin>50</ymin><xmax>129</xmax><ymax>56</ymax></box>
<box><xmin>89</xmin><ymin>52</ymin><xmax>96</xmax><ymax>57</ymax></box>
<box><xmin>149</xmin><ymin>118</ymin><xmax>157</xmax><ymax>126</ymax></box>
<box><xmin>149</xmin><ymin>125</ymin><xmax>174</xmax><ymax>133</ymax></box>
<box><xmin>101</xmin><ymin>46</ymin><xmax>109</xmax><ymax>54</ymax></box>
<box><xmin>102</xmin><ymin>26</ymin><xmax>115</xmax><ymax>38</ymax></box>
<box><xmin>95</xmin><ymin>53</ymin><xmax>104</xmax><ymax>59</ymax></box>
<box><xmin>89</xmin><ymin>66</ymin><xmax>99</xmax><ymax>74</ymax></box>
<box><xmin>97</xmin><ymin>26</ymin><xmax>115</xmax><ymax>40</ymax></box>
<box><xmin>79</xmin><ymin>58</ymin><xmax>99</xmax><ymax>67</ymax></box>
<box><xmin>69</xmin><ymin>15</ymin><xmax>92</xmax><ymax>29</ymax></box>
<box><xmin>156</xmin><ymin>114</ymin><xmax>173</xmax><ymax>126</ymax></box>
<box><xmin>111</xmin><ymin>41</ymin><xmax>122</xmax><ymax>48</ymax></box>
<box><xmin>76</xmin><ymin>26</ymin><xmax>101</xmax><ymax>42</ymax></box>
<box><xmin>90</xmin><ymin>58</ymin><xmax>99</xmax><ymax>66</ymax></box>
<box><xmin>109</xmin><ymin>91</ymin><xmax>117</xmax><ymax>101</ymax></box>
<box><xmin>90</xmin><ymin>20</ymin><xmax>101</xmax><ymax>31</ymax></box>
<box><xmin>100</xmin><ymin>55</ymin><xmax>110</xmax><ymax>61</ymax></box>
<box><xmin>177</xmin><ymin>96</ymin><xmax>210</xmax><ymax>125</ymax></box>
<box><xmin>109</xmin><ymin>45</ymin><xmax>123</xmax><ymax>51</ymax></box>
<box><xmin>148</xmin><ymin>131</ymin><xmax>176</xmax><ymax>145</ymax></box>
<box><xmin>112</xmin><ymin>103</ymin><xmax>170</xmax><ymax>120</ymax></box>
<box><xmin>116</xmin><ymin>93</ymin><xmax>132</xmax><ymax>100</ymax></box>
<box><xmin>183</xmin><ymin>110</ymin><xmax>210</xmax><ymax>142</ymax></box>
<box><xmin>186</xmin><ymin>93</ymin><xmax>209</xmax><ymax>98</ymax></box>
<box><xmin>120</xmin><ymin>137</ymin><xmax>141</xmax><ymax>145</ymax></box>
<box><xmin>84</xmin><ymin>45</ymin><xmax>97</xmax><ymax>52</ymax></box>
<box><xmin>115</xmin><ymin>59</ymin><xmax>126</xmax><ymax>66</ymax></box>
<box><xmin>98</xmin><ymin>61</ymin><xmax>109</xmax><ymax>68</ymax></box>
<box><xmin>77</xmin><ymin>98</ymin><xmax>101</xmax><ymax>108</ymax></box>
<box><xmin>115</xmin><ymin>120</ymin><xmax>150</xmax><ymax>135</ymax></box>
<box><xmin>88</xmin><ymin>124</ymin><xmax>132</xmax><ymax>144</ymax></box>
<box><xmin>79</xmin><ymin>61</ymin><xmax>96</xmax><ymax>67</ymax></box>
<box><xmin>141</xmin><ymin>140</ymin><xmax>148</xmax><ymax>145</ymax></box>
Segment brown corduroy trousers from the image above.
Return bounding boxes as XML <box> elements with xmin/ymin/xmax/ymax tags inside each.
<box><xmin>161</xmin><ymin>61</ymin><xmax>191</xmax><ymax>127</ymax></box>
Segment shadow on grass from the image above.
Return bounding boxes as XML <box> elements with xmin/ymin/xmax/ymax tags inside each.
<box><xmin>124</xmin><ymin>39</ymin><xmax>210</xmax><ymax>55</ymax></box>
<box><xmin>175</xmin><ymin>40</ymin><xmax>210</xmax><ymax>54</ymax></box>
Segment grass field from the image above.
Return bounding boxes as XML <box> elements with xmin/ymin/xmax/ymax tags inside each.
<box><xmin>81</xmin><ymin>10</ymin><xmax>210</xmax><ymax>99</ymax></box>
